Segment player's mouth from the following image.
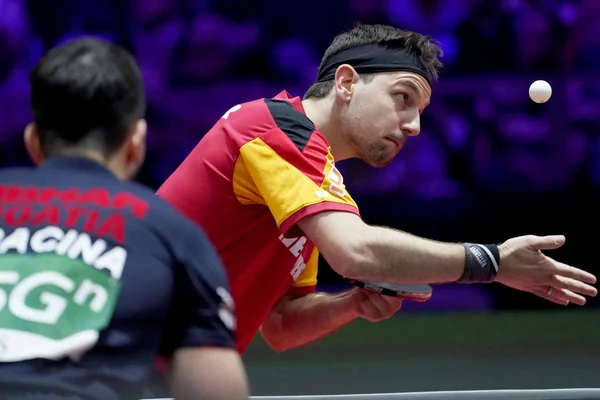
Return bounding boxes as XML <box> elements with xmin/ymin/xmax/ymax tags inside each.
<box><xmin>386</xmin><ymin>137</ymin><xmax>403</xmax><ymax>150</ymax></box>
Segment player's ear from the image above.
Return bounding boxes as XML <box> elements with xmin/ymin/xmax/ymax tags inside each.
<box><xmin>24</xmin><ymin>123</ymin><xmax>45</xmax><ymax>165</ymax></box>
<box><xmin>334</xmin><ymin>64</ymin><xmax>359</xmax><ymax>102</ymax></box>
<box><xmin>122</xmin><ymin>119</ymin><xmax>147</xmax><ymax>179</ymax></box>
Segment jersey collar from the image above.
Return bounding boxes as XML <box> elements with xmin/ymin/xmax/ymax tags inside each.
<box><xmin>273</xmin><ymin>90</ymin><xmax>307</xmax><ymax>116</ymax></box>
<box><xmin>40</xmin><ymin>156</ymin><xmax>117</xmax><ymax>178</ymax></box>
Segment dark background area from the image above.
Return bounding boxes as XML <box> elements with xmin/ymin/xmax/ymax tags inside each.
<box><xmin>1</xmin><ymin>0</ymin><xmax>599</xmax><ymax>395</ymax></box>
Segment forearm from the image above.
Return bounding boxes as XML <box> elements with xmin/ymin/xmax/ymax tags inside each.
<box><xmin>260</xmin><ymin>291</ymin><xmax>357</xmax><ymax>352</ymax></box>
<box><xmin>348</xmin><ymin>225</ymin><xmax>465</xmax><ymax>284</ymax></box>
<box><xmin>171</xmin><ymin>348</ymin><xmax>249</xmax><ymax>400</ymax></box>
<box><xmin>299</xmin><ymin>212</ymin><xmax>473</xmax><ymax>289</ymax></box>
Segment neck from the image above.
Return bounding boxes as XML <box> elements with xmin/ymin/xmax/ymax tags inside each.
<box><xmin>61</xmin><ymin>149</ymin><xmax>107</xmax><ymax>163</ymax></box>
<box><xmin>302</xmin><ymin>97</ymin><xmax>355</xmax><ymax>161</ymax></box>
<box><xmin>50</xmin><ymin>149</ymin><xmax>126</xmax><ymax>179</ymax></box>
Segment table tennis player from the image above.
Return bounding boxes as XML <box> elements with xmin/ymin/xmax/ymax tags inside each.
<box><xmin>0</xmin><ymin>37</ymin><xmax>248</xmax><ymax>400</ymax></box>
<box><xmin>157</xmin><ymin>24</ymin><xmax>597</xmax><ymax>354</ymax></box>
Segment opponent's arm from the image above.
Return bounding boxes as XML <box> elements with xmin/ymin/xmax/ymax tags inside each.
<box><xmin>164</xmin><ymin>222</ymin><xmax>249</xmax><ymax>399</ymax></box>
<box><xmin>170</xmin><ymin>347</ymin><xmax>248</xmax><ymax>400</ymax></box>
<box><xmin>298</xmin><ymin>211</ymin><xmax>464</xmax><ymax>284</ymax></box>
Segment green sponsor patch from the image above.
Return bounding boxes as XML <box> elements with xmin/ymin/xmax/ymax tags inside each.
<box><xmin>0</xmin><ymin>253</ymin><xmax>120</xmax><ymax>341</ymax></box>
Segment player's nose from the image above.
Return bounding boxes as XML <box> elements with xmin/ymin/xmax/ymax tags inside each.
<box><xmin>401</xmin><ymin>112</ymin><xmax>421</xmax><ymax>137</ymax></box>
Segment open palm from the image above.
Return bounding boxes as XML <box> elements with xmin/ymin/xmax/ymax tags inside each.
<box><xmin>495</xmin><ymin>235</ymin><xmax>597</xmax><ymax>305</ymax></box>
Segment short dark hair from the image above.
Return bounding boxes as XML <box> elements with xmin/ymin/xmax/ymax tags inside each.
<box><xmin>304</xmin><ymin>24</ymin><xmax>443</xmax><ymax>100</ymax></box>
<box><xmin>30</xmin><ymin>37</ymin><xmax>146</xmax><ymax>157</ymax></box>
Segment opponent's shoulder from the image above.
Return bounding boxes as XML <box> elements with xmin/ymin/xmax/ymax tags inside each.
<box><xmin>120</xmin><ymin>181</ymin><xmax>195</xmax><ymax>227</ymax></box>
<box><xmin>0</xmin><ymin>166</ymin><xmax>37</xmax><ymax>182</ymax></box>
<box><xmin>127</xmin><ymin>181</ymin><xmax>220</xmax><ymax>256</ymax></box>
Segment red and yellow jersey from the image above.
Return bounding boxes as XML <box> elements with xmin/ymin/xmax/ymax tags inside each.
<box><xmin>157</xmin><ymin>91</ymin><xmax>359</xmax><ymax>352</ymax></box>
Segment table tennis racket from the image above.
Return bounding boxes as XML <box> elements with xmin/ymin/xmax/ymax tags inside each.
<box><xmin>345</xmin><ymin>278</ymin><xmax>432</xmax><ymax>302</ymax></box>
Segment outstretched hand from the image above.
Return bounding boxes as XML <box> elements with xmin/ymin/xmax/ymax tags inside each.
<box><xmin>496</xmin><ymin>235</ymin><xmax>597</xmax><ymax>305</ymax></box>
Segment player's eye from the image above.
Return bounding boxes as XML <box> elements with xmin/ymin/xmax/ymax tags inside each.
<box><xmin>395</xmin><ymin>92</ymin><xmax>409</xmax><ymax>107</ymax></box>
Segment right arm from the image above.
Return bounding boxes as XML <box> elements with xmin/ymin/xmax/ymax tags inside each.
<box><xmin>162</xmin><ymin>222</ymin><xmax>249</xmax><ymax>400</ymax></box>
<box><xmin>170</xmin><ymin>347</ymin><xmax>247</xmax><ymax>400</ymax></box>
<box><xmin>233</xmin><ymin>109</ymin><xmax>594</xmax><ymax>304</ymax></box>
<box><xmin>233</xmin><ymin>122</ymin><xmax>463</xmax><ymax>284</ymax></box>
<box><xmin>298</xmin><ymin>210</ymin><xmax>465</xmax><ymax>284</ymax></box>
<box><xmin>298</xmin><ymin>211</ymin><xmax>597</xmax><ymax>305</ymax></box>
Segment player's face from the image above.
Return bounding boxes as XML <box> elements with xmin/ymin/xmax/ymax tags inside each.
<box><xmin>342</xmin><ymin>71</ymin><xmax>431</xmax><ymax>167</ymax></box>
<box><xmin>117</xmin><ymin>119</ymin><xmax>147</xmax><ymax>180</ymax></box>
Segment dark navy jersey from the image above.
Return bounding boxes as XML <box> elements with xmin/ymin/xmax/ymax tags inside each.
<box><xmin>0</xmin><ymin>156</ymin><xmax>236</xmax><ymax>400</ymax></box>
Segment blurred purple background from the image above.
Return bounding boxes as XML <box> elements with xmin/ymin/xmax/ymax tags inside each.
<box><xmin>1</xmin><ymin>0</ymin><xmax>599</xmax><ymax>313</ymax></box>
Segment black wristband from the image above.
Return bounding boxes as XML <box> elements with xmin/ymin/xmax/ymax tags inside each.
<box><xmin>457</xmin><ymin>243</ymin><xmax>500</xmax><ymax>283</ymax></box>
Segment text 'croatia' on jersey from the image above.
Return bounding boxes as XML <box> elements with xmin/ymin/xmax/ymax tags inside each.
<box><xmin>0</xmin><ymin>157</ymin><xmax>236</xmax><ymax>400</ymax></box>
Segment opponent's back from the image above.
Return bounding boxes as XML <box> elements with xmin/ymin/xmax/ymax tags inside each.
<box><xmin>0</xmin><ymin>156</ymin><xmax>236</xmax><ymax>400</ymax></box>
<box><xmin>2</xmin><ymin>35</ymin><xmax>248</xmax><ymax>400</ymax></box>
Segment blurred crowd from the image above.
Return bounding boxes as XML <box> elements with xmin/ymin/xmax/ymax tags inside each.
<box><xmin>2</xmin><ymin>0</ymin><xmax>600</xmax><ymax>309</ymax></box>
<box><xmin>1</xmin><ymin>0</ymin><xmax>599</xmax><ymax>195</ymax></box>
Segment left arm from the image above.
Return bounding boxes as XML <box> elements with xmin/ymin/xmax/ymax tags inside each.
<box><xmin>260</xmin><ymin>290</ymin><xmax>357</xmax><ymax>352</ymax></box>
<box><xmin>162</xmin><ymin>222</ymin><xmax>249</xmax><ymax>397</ymax></box>
<box><xmin>261</xmin><ymin>243</ymin><xmax>403</xmax><ymax>352</ymax></box>
<box><xmin>261</xmin><ymin>288</ymin><xmax>403</xmax><ymax>352</ymax></box>
<box><xmin>260</xmin><ymin>249</ymin><xmax>356</xmax><ymax>352</ymax></box>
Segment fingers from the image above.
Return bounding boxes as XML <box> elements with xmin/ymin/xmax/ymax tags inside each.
<box><xmin>551</xmin><ymin>259</ymin><xmax>597</xmax><ymax>285</ymax></box>
<box><xmin>530</xmin><ymin>286</ymin><xmax>570</xmax><ymax>306</ymax></box>
<box><xmin>365</xmin><ymin>290</ymin><xmax>403</xmax><ymax>309</ymax></box>
<box><xmin>360</xmin><ymin>291</ymin><xmax>402</xmax><ymax>321</ymax></box>
<box><xmin>550</xmin><ymin>274</ymin><xmax>598</xmax><ymax>297</ymax></box>
<box><xmin>551</xmin><ymin>287</ymin><xmax>586</xmax><ymax>306</ymax></box>
<box><xmin>557</xmin><ymin>288</ymin><xmax>587</xmax><ymax>306</ymax></box>
<box><xmin>528</xmin><ymin>235</ymin><xmax>566</xmax><ymax>250</ymax></box>
<box><xmin>532</xmin><ymin>286</ymin><xmax>587</xmax><ymax>306</ymax></box>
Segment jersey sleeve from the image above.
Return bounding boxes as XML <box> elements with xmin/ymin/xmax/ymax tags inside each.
<box><xmin>234</xmin><ymin>124</ymin><xmax>360</xmax><ymax>235</ymax></box>
<box><xmin>160</xmin><ymin>224</ymin><xmax>236</xmax><ymax>356</ymax></box>
<box><xmin>287</xmin><ymin>248</ymin><xmax>319</xmax><ymax>297</ymax></box>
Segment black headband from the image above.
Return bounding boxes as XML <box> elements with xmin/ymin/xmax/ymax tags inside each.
<box><xmin>316</xmin><ymin>43</ymin><xmax>432</xmax><ymax>86</ymax></box>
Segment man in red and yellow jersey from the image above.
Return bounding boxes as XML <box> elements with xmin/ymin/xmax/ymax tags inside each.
<box><xmin>159</xmin><ymin>91</ymin><xmax>364</xmax><ymax>352</ymax></box>
<box><xmin>158</xmin><ymin>24</ymin><xmax>597</xmax><ymax>353</ymax></box>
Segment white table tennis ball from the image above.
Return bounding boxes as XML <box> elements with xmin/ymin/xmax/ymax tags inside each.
<box><xmin>529</xmin><ymin>80</ymin><xmax>552</xmax><ymax>103</ymax></box>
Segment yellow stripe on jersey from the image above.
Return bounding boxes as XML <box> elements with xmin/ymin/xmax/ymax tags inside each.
<box><xmin>292</xmin><ymin>247</ymin><xmax>319</xmax><ymax>288</ymax></box>
<box><xmin>233</xmin><ymin>137</ymin><xmax>357</xmax><ymax>227</ymax></box>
